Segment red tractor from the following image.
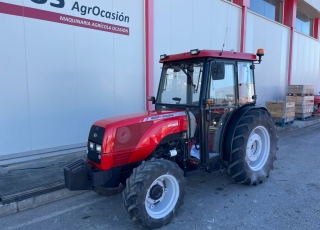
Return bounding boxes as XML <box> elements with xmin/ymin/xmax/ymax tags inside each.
<box><xmin>64</xmin><ymin>49</ymin><xmax>278</xmax><ymax>228</ymax></box>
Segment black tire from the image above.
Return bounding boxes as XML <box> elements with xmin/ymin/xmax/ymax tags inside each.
<box><xmin>92</xmin><ymin>184</ymin><xmax>125</xmax><ymax>196</ymax></box>
<box><xmin>227</xmin><ymin>109</ymin><xmax>278</xmax><ymax>185</ymax></box>
<box><xmin>123</xmin><ymin>159</ymin><xmax>186</xmax><ymax>229</ymax></box>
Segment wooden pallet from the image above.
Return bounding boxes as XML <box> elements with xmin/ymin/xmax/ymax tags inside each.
<box><xmin>286</xmin><ymin>93</ymin><xmax>313</xmax><ymax>96</ymax></box>
<box><xmin>295</xmin><ymin>113</ymin><xmax>312</xmax><ymax>121</ymax></box>
<box><xmin>286</xmin><ymin>96</ymin><xmax>314</xmax><ymax>105</ymax></box>
<box><xmin>295</xmin><ymin>104</ymin><xmax>314</xmax><ymax>113</ymax></box>
<box><xmin>266</xmin><ymin>101</ymin><xmax>295</xmax><ymax>119</ymax></box>
<box><xmin>288</xmin><ymin>85</ymin><xmax>314</xmax><ymax>95</ymax></box>
<box><xmin>274</xmin><ymin>116</ymin><xmax>295</xmax><ymax>127</ymax></box>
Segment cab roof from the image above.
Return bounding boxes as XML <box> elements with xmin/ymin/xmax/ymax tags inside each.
<box><xmin>159</xmin><ymin>50</ymin><xmax>257</xmax><ymax>63</ymax></box>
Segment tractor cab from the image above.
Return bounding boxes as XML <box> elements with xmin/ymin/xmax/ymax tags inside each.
<box><xmin>150</xmin><ymin>49</ymin><xmax>264</xmax><ymax>168</ymax></box>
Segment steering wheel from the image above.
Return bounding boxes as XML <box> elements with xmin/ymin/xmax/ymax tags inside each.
<box><xmin>172</xmin><ymin>97</ymin><xmax>182</xmax><ymax>104</ymax></box>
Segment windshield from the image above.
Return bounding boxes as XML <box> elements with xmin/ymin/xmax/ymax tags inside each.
<box><xmin>157</xmin><ymin>60</ymin><xmax>204</xmax><ymax>106</ymax></box>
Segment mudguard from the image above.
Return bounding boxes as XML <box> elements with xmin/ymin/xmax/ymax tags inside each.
<box><xmin>222</xmin><ymin>104</ymin><xmax>268</xmax><ymax>162</ymax></box>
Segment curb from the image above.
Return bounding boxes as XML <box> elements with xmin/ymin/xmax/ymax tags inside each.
<box><xmin>0</xmin><ymin>188</ymin><xmax>87</xmax><ymax>218</ymax></box>
<box><xmin>276</xmin><ymin>118</ymin><xmax>320</xmax><ymax>135</ymax></box>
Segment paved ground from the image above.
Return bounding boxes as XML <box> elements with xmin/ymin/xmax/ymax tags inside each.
<box><xmin>1</xmin><ymin>124</ymin><xmax>320</xmax><ymax>230</ymax></box>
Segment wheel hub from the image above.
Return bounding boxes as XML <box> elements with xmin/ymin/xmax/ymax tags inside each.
<box><xmin>145</xmin><ymin>174</ymin><xmax>180</xmax><ymax>219</ymax></box>
<box><xmin>245</xmin><ymin>126</ymin><xmax>270</xmax><ymax>171</ymax></box>
<box><xmin>246</xmin><ymin>134</ymin><xmax>262</xmax><ymax>161</ymax></box>
<box><xmin>149</xmin><ymin>184</ymin><xmax>163</xmax><ymax>200</ymax></box>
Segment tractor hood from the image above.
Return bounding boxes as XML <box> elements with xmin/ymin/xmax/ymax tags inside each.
<box><xmin>89</xmin><ymin>109</ymin><xmax>189</xmax><ymax>170</ymax></box>
<box><xmin>93</xmin><ymin>109</ymin><xmax>187</xmax><ymax>127</ymax></box>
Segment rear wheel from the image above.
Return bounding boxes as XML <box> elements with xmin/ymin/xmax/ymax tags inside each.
<box><xmin>123</xmin><ymin>159</ymin><xmax>186</xmax><ymax>229</ymax></box>
<box><xmin>227</xmin><ymin>109</ymin><xmax>278</xmax><ymax>185</ymax></box>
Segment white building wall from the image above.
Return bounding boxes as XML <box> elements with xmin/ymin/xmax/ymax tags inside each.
<box><xmin>292</xmin><ymin>32</ymin><xmax>320</xmax><ymax>94</ymax></box>
<box><xmin>153</xmin><ymin>0</ymin><xmax>241</xmax><ymax>93</ymax></box>
<box><xmin>0</xmin><ymin>0</ymin><xmax>145</xmax><ymax>159</ymax></box>
<box><xmin>0</xmin><ymin>0</ymin><xmax>31</xmax><ymax>155</ymax></box>
<box><xmin>246</xmin><ymin>12</ymin><xmax>290</xmax><ymax>105</ymax></box>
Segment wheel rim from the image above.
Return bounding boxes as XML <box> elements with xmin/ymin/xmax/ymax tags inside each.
<box><xmin>246</xmin><ymin>126</ymin><xmax>270</xmax><ymax>171</ymax></box>
<box><xmin>145</xmin><ymin>174</ymin><xmax>179</xmax><ymax>219</ymax></box>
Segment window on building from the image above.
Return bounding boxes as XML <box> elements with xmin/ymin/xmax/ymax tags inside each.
<box><xmin>249</xmin><ymin>0</ymin><xmax>283</xmax><ymax>23</ymax></box>
<box><xmin>296</xmin><ymin>10</ymin><xmax>313</xmax><ymax>36</ymax></box>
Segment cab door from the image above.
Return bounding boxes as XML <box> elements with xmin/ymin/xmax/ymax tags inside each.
<box><xmin>237</xmin><ymin>61</ymin><xmax>256</xmax><ymax>105</ymax></box>
<box><xmin>205</xmin><ymin>61</ymin><xmax>237</xmax><ymax>162</ymax></box>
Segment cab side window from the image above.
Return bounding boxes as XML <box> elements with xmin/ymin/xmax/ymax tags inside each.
<box><xmin>209</xmin><ymin>64</ymin><xmax>236</xmax><ymax>106</ymax></box>
<box><xmin>238</xmin><ymin>62</ymin><xmax>255</xmax><ymax>105</ymax></box>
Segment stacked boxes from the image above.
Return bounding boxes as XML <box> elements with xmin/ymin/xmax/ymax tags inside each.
<box><xmin>286</xmin><ymin>85</ymin><xmax>314</xmax><ymax>120</ymax></box>
<box><xmin>266</xmin><ymin>101</ymin><xmax>295</xmax><ymax>126</ymax></box>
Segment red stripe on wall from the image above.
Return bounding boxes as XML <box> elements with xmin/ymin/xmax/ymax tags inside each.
<box><xmin>284</xmin><ymin>0</ymin><xmax>297</xmax><ymax>86</ymax></box>
<box><xmin>240</xmin><ymin>6</ymin><xmax>248</xmax><ymax>52</ymax></box>
<box><xmin>145</xmin><ymin>0</ymin><xmax>154</xmax><ymax>111</ymax></box>
<box><xmin>233</xmin><ymin>0</ymin><xmax>250</xmax><ymax>53</ymax></box>
<box><xmin>0</xmin><ymin>2</ymin><xmax>129</xmax><ymax>36</ymax></box>
<box><xmin>314</xmin><ymin>18</ymin><xmax>319</xmax><ymax>40</ymax></box>
<box><xmin>0</xmin><ymin>1</ymin><xmax>23</xmax><ymax>16</ymax></box>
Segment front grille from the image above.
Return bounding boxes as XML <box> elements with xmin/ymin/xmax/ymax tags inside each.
<box><xmin>87</xmin><ymin>125</ymin><xmax>105</xmax><ymax>164</ymax></box>
<box><xmin>88</xmin><ymin>149</ymin><xmax>101</xmax><ymax>164</ymax></box>
<box><xmin>88</xmin><ymin>125</ymin><xmax>105</xmax><ymax>144</ymax></box>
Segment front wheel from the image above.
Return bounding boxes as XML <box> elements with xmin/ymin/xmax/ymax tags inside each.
<box><xmin>227</xmin><ymin>109</ymin><xmax>278</xmax><ymax>185</ymax></box>
<box><xmin>123</xmin><ymin>159</ymin><xmax>186</xmax><ymax>229</ymax></box>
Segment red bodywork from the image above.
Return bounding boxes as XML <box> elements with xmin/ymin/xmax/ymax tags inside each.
<box><xmin>89</xmin><ymin>109</ymin><xmax>187</xmax><ymax>170</ymax></box>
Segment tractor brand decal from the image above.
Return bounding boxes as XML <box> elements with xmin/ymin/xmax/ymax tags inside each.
<box><xmin>143</xmin><ymin>112</ymin><xmax>186</xmax><ymax>122</ymax></box>
<box><xmin>0</xmin><ymin>1</ymin><xmax>130</xmax><ymax>36</ymax></box>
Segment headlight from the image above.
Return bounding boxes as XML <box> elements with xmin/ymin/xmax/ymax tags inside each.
<box><xmin>89</xmin><ymin>142</ymin><xmax>94</xmax><ymax>149</ymax></box>
<box><xmin>96</xmin><ymin>145</ymin><xmax>101</xmax><ymax>153</ymax></box>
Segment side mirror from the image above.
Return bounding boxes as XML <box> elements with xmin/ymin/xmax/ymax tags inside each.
<box><xmin>211</xmin><ymin>62</ymin><xmax>225</xmax><ymax>80</ymax></box>
<box><xmin>147</xmin><ymin>96</ymin><xmax>156</xmax><ymax>104</ymax></box>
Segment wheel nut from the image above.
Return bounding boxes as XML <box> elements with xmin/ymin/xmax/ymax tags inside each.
<box><xmin>151</xmin><ymin>205</ymin><xmax>155</xmax><ymax>209</ymax></box>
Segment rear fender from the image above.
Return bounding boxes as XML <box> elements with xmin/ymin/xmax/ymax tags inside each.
<box><xmin>222</xmin><ymin>105</ymin><xmax>268</xmax><ymax>162</ymax></box>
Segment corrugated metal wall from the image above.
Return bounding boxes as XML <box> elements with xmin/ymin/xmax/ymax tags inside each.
<box><xmin>153</xmin><ymin>0</ymin><xmax>241</xmax><ymax>94</ymax></box>
<box><xmin>1</xmin><ymin>0</ymin><xmax>320</xmax><ymax>160</ymax></box>
<box><xmin>292</xmin><ymin>32</ymin><xmax>320</xmax><ymax>94</ymax></box>
<box><xmin>0</xmin><ymin>0</ymin><xmax>145</xmax><ymax>158</ymax></box>
<box><xmin>246</xmin><ymin>11</ymin><xmax>290</xmax><ymax>104</ymax></box>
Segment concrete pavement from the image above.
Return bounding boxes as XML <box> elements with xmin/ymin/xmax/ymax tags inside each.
<box><xmin>1</xmin><ymin>123</ymin><xmax>320</xmax><ymax>229</ymax></box>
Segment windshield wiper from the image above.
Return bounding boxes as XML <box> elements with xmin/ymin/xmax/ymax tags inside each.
<box><xmin>195</xmin><ymin>69</ymin><xmax>202</xmax><ymax>93</ymax></box>
<box><xmin>180</xmin><ymin>68</ymin><xmax>195</xmax><ymax>88</ymax></box>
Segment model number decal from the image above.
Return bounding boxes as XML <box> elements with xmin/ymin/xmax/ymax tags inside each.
<box><xmin>143</xmin><ymin>112</ymin><xmax>185</xmax><ymax>122</ymax></box>
<box><xmin>168</xmin><ymin>122</ymin><xmax>179</xmax><ymax>127</ymax></box>
<box><xmin>31</xmin><ymin>0</ymin><xmax>65</xmax><ymax>8</ymax></box>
